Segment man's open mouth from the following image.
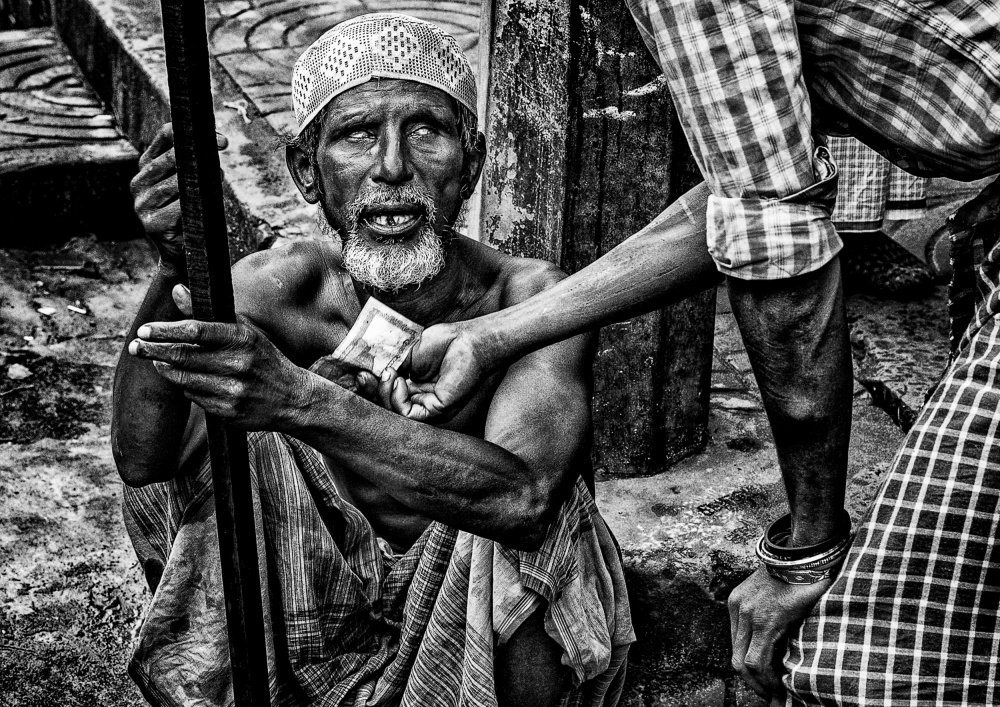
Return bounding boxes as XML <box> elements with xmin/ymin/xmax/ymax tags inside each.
<box><xmin>360</xmin><ymin>204</ymin><xmax>426</xmax><ymax>241</ymax></box>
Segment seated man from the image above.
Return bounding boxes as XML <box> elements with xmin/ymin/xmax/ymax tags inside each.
<box><xmin>112</xmin><ymin>13</ymin><xmax>633</xmax><ymax>707</ymax></box>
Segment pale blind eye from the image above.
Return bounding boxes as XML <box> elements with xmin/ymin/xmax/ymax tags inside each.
<box><xmin>345</xmin><ymin>130</ymin><xmax>375</xmax><ymax>143</ymax></box>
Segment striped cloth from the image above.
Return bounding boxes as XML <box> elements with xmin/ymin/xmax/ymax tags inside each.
<box><xmin>122</xmin><ymin>430</ymin><xmax>633</xmax><ymax>707</ymax></box>
<box><xmin>623</xmin><ymin>0</ymin><xmax>1000</xmax><ymax>280</ymax></box>
<box><xmin>783</xmin><ymin>177</ymin><xmax>1000</xmax><ymax>705</ymax></box>
<box><xmin>827</xmin><ymin>137</ymin><xmax>930</xmax><ymax>234</ymax></box>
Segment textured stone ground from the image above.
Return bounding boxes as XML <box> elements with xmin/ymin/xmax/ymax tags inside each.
<box><xmin>0</xmin><ymin>0</ymin><xmax>992</xmax><ymax>702</ymax></box>
<box><xmin>1</xmin><ymin>237</ymin><xmax>153</xmax><ymax>707</ymax></box>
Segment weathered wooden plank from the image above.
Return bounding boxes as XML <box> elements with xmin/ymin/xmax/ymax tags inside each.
<box><xmin>480</xmin><ymin>0</ymin><xmax>715</xmax><ymax>475</ymax></box>
<box><xmin>562</xmin><ymin>0</ymin><xmax>713</xmax><ymax>475</ymax></box>
<box><xmin>478</xmin><ymin>0</ymin><xmax>571</xmax><ymax>263</ymax></box>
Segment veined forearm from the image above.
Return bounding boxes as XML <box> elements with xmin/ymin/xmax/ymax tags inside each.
<box><xmin>287</xmin><ymin>376</ymin><xmax>553</xmax><ymax>547</ymax></box>
<box><xmin>727</xmin><ymin>258</ymin><xmax>851</xmax><ymax>545</ymax></box>
<box><xmin>111</xmin><ymin>264</ymin><xmax>192</xmax><ymax>485</ymax></box>
<box><xmin>475</xmin><ymin>182</ymin><xmax>718</xmax><ymax>368</ymax></box>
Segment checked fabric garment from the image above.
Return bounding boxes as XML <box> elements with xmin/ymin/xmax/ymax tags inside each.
<box><xmin>623</xmin><ymin>0</ymin><xmax>1000</xmax><ymax>281</ymax></box>
<box><xmin>826</xmin><ymin>137</ymin><xmax>930</xmax><ymax>234</ymax></box>
<box><xmin>783</xmin><ymin>178</ymin><xmax>1000</xmax><ymax>705</ymax></box>
<box><xmin>122</xmin><ymin>429</ymin><xmax>633</xmax><ymax>707</ymax></box>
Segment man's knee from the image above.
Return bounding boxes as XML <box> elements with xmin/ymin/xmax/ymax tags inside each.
<box><xmin>495</xmin><ymin>607</ymin><xmax>569</xmax><ymax>707</ymax></box>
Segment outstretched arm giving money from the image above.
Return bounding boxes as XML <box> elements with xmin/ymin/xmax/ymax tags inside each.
<box><xmin>401</xmin><ymin>183</ymin><xmax>718</xmax><ymax>421</ymax></box>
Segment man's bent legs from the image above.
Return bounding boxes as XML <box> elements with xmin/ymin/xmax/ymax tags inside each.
<box><xmin>784</xmin><ymin>311</ymin><xmax>1000</xmax><ymax>706</ymax></box>
<box><xmin>125</xmin><ymin>439</ymin><xmax>632</xmax><ymax>707</ymax></box>
<box><xmin>495</xmin><ymin>606</ymin><xmax>569</xmax><ymax>707</ymax></box>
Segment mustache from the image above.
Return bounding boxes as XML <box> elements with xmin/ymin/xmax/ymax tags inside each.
<box><xmin>346</xmin><ymin>184</ymin><xmax>438</xmax><ymax>227</ymax></box>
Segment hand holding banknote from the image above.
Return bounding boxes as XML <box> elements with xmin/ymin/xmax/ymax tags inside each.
<box><xmin>311</xmin><ymin>297</ymin><xmax>423</xmax><ymax>406</ymax></box>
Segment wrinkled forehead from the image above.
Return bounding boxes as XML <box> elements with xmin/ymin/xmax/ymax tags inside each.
<box><xmin>291</xmin><ymin>13</ymin><xmax>477</xmax><ymax>136</ymax></box>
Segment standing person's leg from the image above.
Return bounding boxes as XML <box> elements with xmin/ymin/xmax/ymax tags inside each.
<box><xmin>782</xmin><ymin>309</ymin><xmax>1000</xmax><ymax>706</ymax></box>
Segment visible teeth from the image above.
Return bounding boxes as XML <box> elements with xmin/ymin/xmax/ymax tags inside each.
<box><xmin>371</xmin><ymin>213</ymin><xmax>414</xmax><ymax>228</ymax></box>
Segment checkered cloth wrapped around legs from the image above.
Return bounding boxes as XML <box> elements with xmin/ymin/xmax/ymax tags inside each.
<box><xmin>122</xmin><ymin>431</ymin><xmax>633</xmax><ymax>707</ymax></box>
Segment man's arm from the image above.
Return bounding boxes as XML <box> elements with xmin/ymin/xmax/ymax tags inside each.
<box><xmin>111</xmin><ymin>265</ymin><xmax>194</xmax><ymax>485</ymax></box>
<box><xmin>725</xmin><ymin>257</ymin><xmax>852</xmax><ymax>699</ymax></box>
<box><xmin>112</xmin><ymin>124</ymin><xmax>220</xmax><ymax>485</ymax></box>
<box><xmin>405</xmin><ymin>182</ymin><xmax>719</xmax><ymax>416</ymax></box>
<box><xmin>130</xmin><ymin>265</ymin><xmax>593</xmax><ymax>552</ymax></box>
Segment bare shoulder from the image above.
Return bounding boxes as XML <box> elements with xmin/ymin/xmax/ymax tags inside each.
<box><xmin>232</xmin><ymin>240</ymin><xmax>353</xmax><ymax>362</ymax></box>
<box><xmin>469</xmin><ymin>243</ymin><xmax>594</xmax><ymax>482</ymax></box>
<box><xmin>458</xmin><ymin>239</ymin><xmax>592</xmax><ymax>367</ymax></box>
<box><xmin>232</xmin><ymin>240</ymin><xmax>328</xmax><ymax>307</ymax></box>
<box><xmin>456</xmin><ymin>238</ymin><xmax>567</xmax><ymax>309</ymax></box>
<box><xmin>501</xmin><ymin>257</ymin><xmax>567</xmax><ymax>308</ymax></box>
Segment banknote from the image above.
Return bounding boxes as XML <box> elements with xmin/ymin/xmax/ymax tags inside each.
<box><xmin>327</xmin><ymin>297</ymin><xmax>423</xmax><ymax>377</ymax></box>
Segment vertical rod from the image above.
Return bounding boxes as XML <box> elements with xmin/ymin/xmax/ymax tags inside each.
<box><xmin>158</xmin><ymin>0</ymin><xmax>270</xmax><ymax>703</ymax></box>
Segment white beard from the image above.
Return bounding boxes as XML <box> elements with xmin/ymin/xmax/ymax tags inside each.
<box><xmin>317</xmin><ymin>183</ymin><xmax>448</xmax><ymax>293</ymax></box>
<box><xmin>341</xmin><ymin>224</ymin><xmax>447</xmax><ymax>293</ymax></box>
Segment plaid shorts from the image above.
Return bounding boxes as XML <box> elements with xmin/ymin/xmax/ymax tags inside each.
<box><xmin>827</xmin><ymin>137</ymin><xmax>930</xmax><ymax>233</ymax></box>
<box><xmin>784</xmin><ymin>179</ymin><xmax>1000</xmax><ymax>706</ymax></box>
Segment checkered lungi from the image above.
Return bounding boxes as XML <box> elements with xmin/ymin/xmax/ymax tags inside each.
<box><xmin>783</xmin><ymin>177</ymin><xmax>1000</xmax><ymax>706</ymax></box>
<box><xmin>827</xmin><ymin>137</ymin><xmax>930</xmax><ymax>233</ymax></box>
<box><xmin>122</xmin><ymin>431</ymin><xmax>633</xmax><ymax>707</ymax></box>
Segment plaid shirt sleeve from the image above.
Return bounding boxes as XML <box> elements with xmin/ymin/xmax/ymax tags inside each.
<box><xmin>625</xmin><ymin>0</ymin><xmax>842</xmax><ymax>280</ymax></box>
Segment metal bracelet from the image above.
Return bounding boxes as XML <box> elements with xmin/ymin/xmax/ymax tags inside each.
<box><xmin>755</xmin><ymin>511</ymin><xmax>854</xmax><ymax>584</ymax></box>
<box><xmin>761</xmin><ymin>510</ymin><xmax>852</xmax><ymax>561</ymax></box>
<box><xmin>764</xmin><ymin>562</ymin><xmax>842</xmax><ymax>585</ymax></box>
<box><xmin>755</xmin><ymin>533</ymin><xmax>852</xmax><ymax>570</ymax></box>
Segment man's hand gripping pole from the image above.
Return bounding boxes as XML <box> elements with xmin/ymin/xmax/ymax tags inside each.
<box><xmin>158</xmin><ymin>1</ymin><xmax>270</xmax><ymax>703</ymax></box>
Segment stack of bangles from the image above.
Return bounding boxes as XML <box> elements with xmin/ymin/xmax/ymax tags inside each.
<box><xmin>755</xmin><ymin>511</ymin><xmax>854</xmax><ymax>584</ymax></box>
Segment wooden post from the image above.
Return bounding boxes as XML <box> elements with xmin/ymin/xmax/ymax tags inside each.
<box><xmin>477</xmin><ymin>0</ymin><xmax>571</xmax><ymax>261</ymax></box>
<box><xmin>0</xmin><ymin>0</ymin><xmax>49</xmax><ymax>30</ymax></box>
<box><xmin>159</xmin><ymin>1</ymin><xmax>270</xmax><ymax>704</ymax></box>
<box><xmin>479</xmin><ymin>0</ymin><xmax>715</xmax><ymax>476</ymax></box>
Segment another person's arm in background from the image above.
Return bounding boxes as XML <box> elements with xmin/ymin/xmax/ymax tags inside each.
<box><xmin>623</xmin><ymin>5</ymin><xmax>852</xmax><ymax>696</ymax></box>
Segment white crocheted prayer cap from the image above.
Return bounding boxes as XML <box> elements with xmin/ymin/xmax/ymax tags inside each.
<box><xmin>291</xmin><ymin>13</ymin><xmax>477</xmax><ymax>136</ymax></box>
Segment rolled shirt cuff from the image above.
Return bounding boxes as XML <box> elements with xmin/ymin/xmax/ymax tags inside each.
<box><xmin>707</xmin><ymin>147</ymin><xmax>843</xmax><ymax>280</ymax></box>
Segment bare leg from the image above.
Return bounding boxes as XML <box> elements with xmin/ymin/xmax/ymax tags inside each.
<box><xmin>494</xmin><ymin>606</ymin><xmax>569</xmax><ymax>707</ymax></box>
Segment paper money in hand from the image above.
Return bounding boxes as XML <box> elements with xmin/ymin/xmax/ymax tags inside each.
<box><xmin>327</xmin><ymin>297</ymin><xmax>423</xmax><ymax>377</ymax></box>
